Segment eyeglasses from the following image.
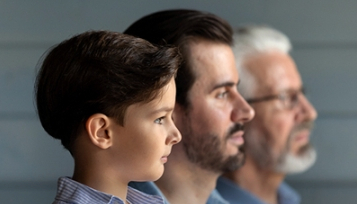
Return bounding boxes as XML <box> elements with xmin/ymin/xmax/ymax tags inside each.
<box><xmin>245</xmin><ymin>88</ymin><xmax>305</xmax><ymax>110</ymax></box>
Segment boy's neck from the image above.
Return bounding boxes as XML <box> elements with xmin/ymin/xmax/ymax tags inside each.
<box><xmin>155</xmin><ymin>144</ymin><xmax>220</xmax><ymax>204</ymax></box>
<box><xmin>72</xmin><ymin>157</ymin><xmax>129</xmax><ymax>203</ymax></box>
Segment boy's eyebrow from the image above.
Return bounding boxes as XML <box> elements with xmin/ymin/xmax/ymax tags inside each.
<box><xmin>211</xmin><ymin>81</ymin><xmax>236</xmax><ymax>92</ymax></box>
<box><xmin>151</xmin><ymin>106</ymin><xmax>174</xmax><ymax>114</ymax></box>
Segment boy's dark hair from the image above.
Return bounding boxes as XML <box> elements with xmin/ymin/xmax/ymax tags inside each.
<box><xmin>35</xmin><ymin>31</ymin><xmax>180</xmax><ymax>152</ymax></box>
<box><xmin>124</xmin><ymin>9</ymin><xmax>233</xmax><ymax>107</ymax></box>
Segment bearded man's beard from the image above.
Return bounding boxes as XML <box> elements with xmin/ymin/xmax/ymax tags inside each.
<box><xmin>181</xmin><ymin>118</ymin><xmax>246</xmax><ymax>173</ymax></box>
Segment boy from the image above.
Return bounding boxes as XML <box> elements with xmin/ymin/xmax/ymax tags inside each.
<box><xmin>35</xmin><ymin>31</ymin><xmax>181</xmax><ymax>203</ymax></box>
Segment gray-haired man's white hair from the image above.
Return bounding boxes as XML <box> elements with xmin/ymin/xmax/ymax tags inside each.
<box><xmin>233</xmin><ymin>25</ymin><xmax>292</xmax><ymax>98</ymax></box>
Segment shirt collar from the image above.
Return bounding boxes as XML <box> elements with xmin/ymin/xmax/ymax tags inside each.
<box><xmin>129</xmin><ymin>181</ymin><xmax>229</xmax><ymax>204</ymax></box>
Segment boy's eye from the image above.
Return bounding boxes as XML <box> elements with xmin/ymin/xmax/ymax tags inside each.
<box><xmin>154</xmin><ymin>117</ymin><xmax>165</xmax><ymax>124</ymax></box>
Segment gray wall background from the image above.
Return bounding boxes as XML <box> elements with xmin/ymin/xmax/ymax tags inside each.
<box><xmin>1</xmin><ymin>1</ymin><xmax>356</xmax><ymax>203</ymax></box>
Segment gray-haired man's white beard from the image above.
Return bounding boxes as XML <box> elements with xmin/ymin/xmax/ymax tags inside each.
<box><xmin>275</xmin><ymin>147</ymin><xmax>317</xmax><ymax>174</ymax></box>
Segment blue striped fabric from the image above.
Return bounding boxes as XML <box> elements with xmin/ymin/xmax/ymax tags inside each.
<box><xmin>129</xmin><ymin>181</ymin><xmax>229</xmax><ymax>204</ymax></box>
<box><xmin>53</xmin><ymin>177</ymin><xmax>164</xmax><ymax>204</ymax></box>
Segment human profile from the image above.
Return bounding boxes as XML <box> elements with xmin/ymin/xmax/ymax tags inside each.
<box><xmin>35</xmin><ymin>30</ymin><xmax>182</xmax><ymax>204</ymax></box>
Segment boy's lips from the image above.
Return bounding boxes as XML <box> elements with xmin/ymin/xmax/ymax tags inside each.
<box><xmin>161</xmin><ymin>152</ymin><xmax>170</xmax><ymax>163</ymax></box>
<box><xmin>161</xmin><ymin>156</ymin><xmax>168</xmax><ymax>163</ymax></box>
<box><xmin>161</xmin><ymin>156</ymin><xmax>167</xmax><ymax>163</ymax></box>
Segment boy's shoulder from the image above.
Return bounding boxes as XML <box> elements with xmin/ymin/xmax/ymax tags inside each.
<box><xmin>53</xmin><ymin>177</ymin><xmax>164</xmax><ymax>204</ymax></box>
<box><xmin>129</xmin><ymin>181</ymin><xmax>169</xmax><ymax>204</ymax></box>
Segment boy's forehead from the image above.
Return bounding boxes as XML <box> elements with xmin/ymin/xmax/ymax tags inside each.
<box><xmin>128</xmin><ymin>78</ymin><xmax>176</xmax><ymax>110</ymax></box>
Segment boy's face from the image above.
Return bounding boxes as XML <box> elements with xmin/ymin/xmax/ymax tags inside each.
<box><xmin>110</xmin><ymin>78</ymin><xmax>181</xmax><ymax>182</ymax></box>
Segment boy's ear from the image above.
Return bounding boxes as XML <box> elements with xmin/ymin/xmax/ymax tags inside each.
<box><xmin>85</xmin><ymin>113</ymin><xmax>113</xmax><ymax>149</ymax></box>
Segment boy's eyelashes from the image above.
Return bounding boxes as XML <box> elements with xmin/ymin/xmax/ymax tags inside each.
<box><xmin>154</xmin><ymin>116</ymin><xmax>165</xmax><ymax>125</ymax></box>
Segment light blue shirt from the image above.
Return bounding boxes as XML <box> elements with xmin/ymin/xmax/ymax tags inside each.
<box><xmin>129</xmin><ymin>181</ymin><xmax>229</xmax><ymax>204</ymax></box>
<box><xmin>216</xmin><ymin>177</ymin><xmax>301</xmax><ymax>204</ymax></box>
<box><xmin>53</xmin><ymin>177</ymin><xmax>164</xmax><ymax>204</ymax></box>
